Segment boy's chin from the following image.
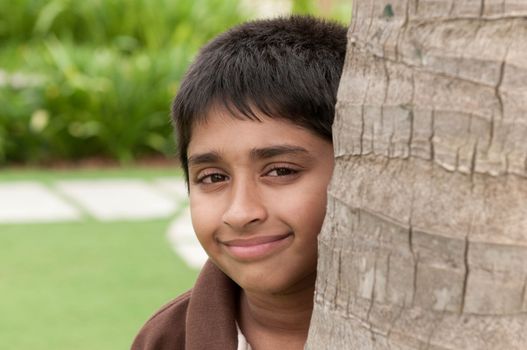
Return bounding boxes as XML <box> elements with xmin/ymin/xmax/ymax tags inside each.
<box><xmin>232</xmin><ymin>267</ymin><xmax>317</xmax><ymax>297</ymax></box>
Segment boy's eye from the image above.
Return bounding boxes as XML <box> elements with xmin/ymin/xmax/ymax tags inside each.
<box><xmin>199</xmin><ymin>173</ymin><xmax>228</xmax><ymax>184</ymax></box>
<box><xmin>266</xmin><ymin>167</ymin><xmax>298</xmax><ymax>177</ymax></box>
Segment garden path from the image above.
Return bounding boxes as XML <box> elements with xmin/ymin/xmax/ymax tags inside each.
<box><xmin>0</xmin><ymin>178</ymin><xmax>207</xmax><ymax>269</ymax></box>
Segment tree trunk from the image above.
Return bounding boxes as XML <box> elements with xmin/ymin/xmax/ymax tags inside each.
<box><xmin>306</xmin><ymin>1</ymin><xmax>527</xmax><ymax>349</ymax></box>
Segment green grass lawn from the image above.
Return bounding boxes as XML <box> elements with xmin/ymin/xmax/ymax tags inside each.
<box><xmin>0</xmin><ymin>165</ymin><xmax>184</xmax><ymax>182</ymax></box>
<box><xmin>0</xmin><ymin>167</ymin><xmax>198</xmax><ymax>350</ymax></box>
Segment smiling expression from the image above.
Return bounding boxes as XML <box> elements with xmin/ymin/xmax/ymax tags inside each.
<box><xmin>187</xmin><ymin>108</ymin><xmax>334</xmax><ymax>295</ymax></box>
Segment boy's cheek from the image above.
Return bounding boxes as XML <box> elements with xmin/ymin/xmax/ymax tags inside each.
<box><xmin>190</xmin><ymin>203</ymin><xmax>219</xmax><ymax>246</ymax></box>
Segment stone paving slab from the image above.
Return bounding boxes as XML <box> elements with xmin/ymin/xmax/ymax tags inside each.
<box><xmin>153</xmin><ymin>178</ymin><xmax>188</xmax><ymax>201</ymax></box>
<box><xmin>0</xmin><ymin>177</ymin><xmax>204</xmax><ymax>268</ymax></box>
<box><xmin>0</xmin><ymin>182</ymin><xmax>81</xmax><ymax>223</ymax></box>
<box><xmin>55</xmin><ymin>179</ymin><xmax>178</xmax><ymax>221</ymax></box>
<box><xmin>167</xmin><ymin>207</ymin><xmax>208</xmax><ymax>269</ymax></box>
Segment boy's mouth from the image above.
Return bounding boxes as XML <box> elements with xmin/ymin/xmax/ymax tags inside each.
<box><xmin>221</xmin><ymin>233</ymin><xmax>293</xmax><ymax>261</ymax></box>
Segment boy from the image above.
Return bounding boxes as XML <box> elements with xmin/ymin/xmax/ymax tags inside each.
<box><xmin>132</xmin><ymin>15</ymin><xmax>347</xmax><ymax>350</ymax></box>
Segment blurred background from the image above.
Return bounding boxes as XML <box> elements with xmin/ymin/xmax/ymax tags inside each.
<box><xmin>0</xmin><ymin>0</ymin><xmax>351</xmax><ymax>349</ymax></box>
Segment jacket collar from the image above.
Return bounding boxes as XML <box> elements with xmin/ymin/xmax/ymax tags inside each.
<box><xmin>186</xmin><ymin>260</ymin><xmax>239</xmax><ymax>349</ymax></box>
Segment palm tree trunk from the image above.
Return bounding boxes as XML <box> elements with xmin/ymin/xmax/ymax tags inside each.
<box><xmin>306</xmin><ymin>1</ymin><xmax>527</xmax><ymax>348</ymax></box>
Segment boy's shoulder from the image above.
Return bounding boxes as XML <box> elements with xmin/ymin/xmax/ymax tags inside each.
<box><xmin>146</xmin><ymin>289</ymin><xmax>193</xmax><ymax>322</ymax></box>
<box><xmin>131</xmin><ymin>260</ymin><xmax>240</xmax><ymax>350</ymax></box>
<box><xmin>131</xmin><ymin>290</ymin><xmax>192</xmax><ymax>350</ymax></box>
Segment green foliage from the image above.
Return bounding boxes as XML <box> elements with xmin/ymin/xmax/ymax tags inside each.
<box><xmin>292</xmin><ymin>0</ymin><xmax>317</xmax><ymax>14</ymax></box>
<box><xmin>0</xmin><ymin>0</ymin><xmax>243</xmax><ymax>49</ymax></box>
<box><xmin>0</xmin><ymin>0</ymin><xmax>246</xmax><ymax>165</ymax></box>
<box><xmin>292</xmin><ymin>0</ymin><xmax>352</xmax><ymax>24</ymax></box>
<box><xmin>1</xmin><ymin>42</ymin><xmax>182</xmax><ymax>163</ymax></box>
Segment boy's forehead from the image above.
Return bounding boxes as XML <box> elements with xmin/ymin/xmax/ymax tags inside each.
<box><xmin>193</xmin><ymin>102</ymin><xmax>324</xmax><ymax>136</ymax></box>
<box><xmin>189</xmin><ymin>109</ymin><xmax>312</xmax><ymax>146</ymax></box>
<box><xmin>196</xmin><ymin>102</ymin><xmax>262</xmax><ymax>125</ymax></box>
<box><xmin>187</xmin><ymin>109</ymin><xmax>326</xmax><ymax>156</ymax></box>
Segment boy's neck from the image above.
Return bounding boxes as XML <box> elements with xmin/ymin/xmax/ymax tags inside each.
<box><xmin>237</xmin><ymin>272</ymin><xmax>316</xmax><ymax>349</ymax></box>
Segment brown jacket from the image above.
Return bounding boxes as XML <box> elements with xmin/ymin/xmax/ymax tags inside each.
<box><xmin>131</xmin><ymin>260</ymin><xmax>239</xmax><ymax>349</ymax></box>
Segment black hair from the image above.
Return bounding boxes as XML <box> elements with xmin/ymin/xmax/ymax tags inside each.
<box><xmin>172</xmin><ymin>15</ymin><xmax>347</xmax><ymax>181</ymax></box>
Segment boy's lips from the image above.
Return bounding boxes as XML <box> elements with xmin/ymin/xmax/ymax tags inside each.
<box><xmin>220</xmin><ymin>233</ymin><xmax>293</xmax><ymax>260</ymax></box>
<box><xmin>222</xmin><ymin>233</ymin><xmax>292</xmax><ymax>247</ymax></box>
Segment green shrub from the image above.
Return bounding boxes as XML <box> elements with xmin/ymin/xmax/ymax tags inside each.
<box><xmin>1</xmin><ymin>42</ymin><xmax>180</xmax><ymax>163</ymax></box>
<box><xmin>0</xmin><ymin>0</ymin><xmax>245</xmax><ymax>49</ymax></box>
<box><xmin>0</xmin><ymin>0</ymin><xmax>246</xmax><ymax>165</ymax></box>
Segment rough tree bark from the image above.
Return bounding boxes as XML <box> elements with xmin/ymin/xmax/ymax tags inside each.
<box><xmin>306</xmin><ymin>1</ymin><xmax>527</xmax><ymax>349</ymax></box>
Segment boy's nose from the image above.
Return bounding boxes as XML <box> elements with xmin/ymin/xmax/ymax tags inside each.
<box><xmin>222</xmin><ymin>179</ymin><xmax>268</xmax><ymax>230</ymax></box>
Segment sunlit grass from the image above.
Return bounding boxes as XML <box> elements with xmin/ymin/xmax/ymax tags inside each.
<box><xmin>0</xmin><ymin>219</ymin><xmax>198</xmax><ymax>350</ymax></box>
<box><xmin>0</xmin><ymin>164</ymin><xmax>183</xmax><ymax>182</ymax></box>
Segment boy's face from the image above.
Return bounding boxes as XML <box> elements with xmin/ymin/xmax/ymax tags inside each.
<box><xmin>187</xmin><ymin>108</ymin><xmax>334</xmax><ymax>295</ymax></box>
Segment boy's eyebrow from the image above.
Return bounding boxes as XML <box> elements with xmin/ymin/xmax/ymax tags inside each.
<box><xmin>250</xmin><ymin>145</ymin><xmax>310</xmax><ymax>159</ymax></box>
<box><xmin>188</xmin><ymin>145</ymin><xmax>310</xmax><ymax>167</ymax></box>
<box><xmin>188</xmin><ymin>151</ymin><xmax>221</xmax><ymax>167</ymax></box>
